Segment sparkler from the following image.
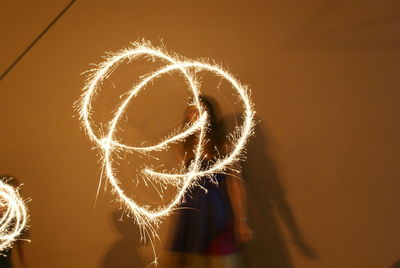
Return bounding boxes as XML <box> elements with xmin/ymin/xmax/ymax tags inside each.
<box><xmin>77</xmin><ymin>40</ymin><xmax>255</xmax><ymax>264</ymax></box>
<box><xmin>0</xmin><ymin>177</ymin><xmax>29</xmax><ymax>252</ymax></box>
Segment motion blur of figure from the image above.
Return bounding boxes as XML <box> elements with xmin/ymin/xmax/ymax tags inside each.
<box><xmin>165</xmin><ymin>96</ymin><xmax>253</xmax><ymax>268</ymax></box>
<box><xmin>0</xmin><ymin>175</ymin><xmax>28</xmax><ymax>268</ymax></box>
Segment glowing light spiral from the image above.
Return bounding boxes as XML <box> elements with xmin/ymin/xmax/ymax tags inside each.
<box><xmin>0</xmin><ymin>178</ymin><xmax>28</xmax><ymax>252</ymax></box>
<box><xmin>77</xmin><ymin>41</ymin><xmax>255</xmax><ymax>261</ymax></box>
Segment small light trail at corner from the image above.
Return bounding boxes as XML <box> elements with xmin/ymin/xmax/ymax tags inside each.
<box><xmin>0</xmin><ymin>178</ymin><xmax>29</xmax><ymax>252</ymax></box>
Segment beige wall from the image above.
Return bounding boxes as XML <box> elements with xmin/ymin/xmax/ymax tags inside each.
<box><xmin>0</xmin><ymin>0</ymin><xmax>399</xmax><ymax>267</ymax></box>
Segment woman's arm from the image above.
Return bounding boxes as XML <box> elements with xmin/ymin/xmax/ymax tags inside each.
<box><xmin>226</xmin><ymin>171</ymin><xmax>254</xmax><ymax>243</ymax></box>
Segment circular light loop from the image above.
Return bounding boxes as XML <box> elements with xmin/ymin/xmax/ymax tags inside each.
<box><xmin>78</xmin><ymin>42</ymin><xmax>255</xmax><ymax>231</ymax></box>
<box><xmin>0</xmin><ymin>179</ymin><xmax>28</xmax><ymax>252</ymax></box>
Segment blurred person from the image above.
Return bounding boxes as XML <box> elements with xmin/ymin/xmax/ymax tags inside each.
<box><xmin>165</xmin><ymin>96</ymin><xmax>253</xmax><ymax>268</ymax></box>
<box><xmin>0</xmin><ymin>175</ymin><xmax>28</xmax><ymax>268</ymax></box>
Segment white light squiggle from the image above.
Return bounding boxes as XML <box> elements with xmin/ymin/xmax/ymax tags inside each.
<box><xmin>0</xmin><ymin>178</ymin><xmax>28</xmax><ymax>252</ymax></box>
<box><xmin>77</xmin><ymin>41</ymin><xmax>255</xmax><ymax>263</ymax></box>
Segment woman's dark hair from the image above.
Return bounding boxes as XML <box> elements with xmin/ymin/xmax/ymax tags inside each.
<box><xmin>182</xmin><ymin>95</ymin><xmax>226</xmax><ymax>159</ymax></box>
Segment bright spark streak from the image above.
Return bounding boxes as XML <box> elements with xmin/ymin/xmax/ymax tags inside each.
<box><xmin>0</xmin><ymin>178</ymin><xmax>29</xmax><ymax>253</ymax></box>
<box><xmin>76</xmin><ymin>40</ymin><xmax>255</xmax><ymax>263</ymax></box>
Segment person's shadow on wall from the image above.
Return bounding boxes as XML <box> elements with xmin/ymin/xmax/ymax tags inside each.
<box><xmin>241</xmin><ymin>121</ymin><xmax>318</xmax><ymax>267</ymax></box>
<box><xmin>102</xmin><ymin>210</ymin><xmax>145</xmax><ymax>268</ymax></box>
<box><xmin>391</xmin><ymin>259</ymin><xmax>400</xmax><ymax>268</ymax></box>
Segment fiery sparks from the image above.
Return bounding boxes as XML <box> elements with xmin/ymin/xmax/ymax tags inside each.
<box><xmin>77</xmin><ymin>40</ymin><xmax>255</xmax><ymax>264</ymax></box>
<box><xmin>0</xmin><ymin>178</ymin><xmax>28</xmax><ymax>252</ymax></box>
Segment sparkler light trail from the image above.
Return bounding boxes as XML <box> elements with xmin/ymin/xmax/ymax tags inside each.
<box><xmin>0</xmin><ymin>177</ymin><xmax>29</xmax><ymax>252</ymax></box>
<box><xmin>77</xmin><ymin>40</ymin><xmax>255</xmax><ymax>263</ymax></box>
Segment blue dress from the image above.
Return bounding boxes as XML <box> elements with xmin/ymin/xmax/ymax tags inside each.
<box><xmin>170</xmin><ymin>172</ymin><xmax>238</xmax><ymax>255</ymax></box>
